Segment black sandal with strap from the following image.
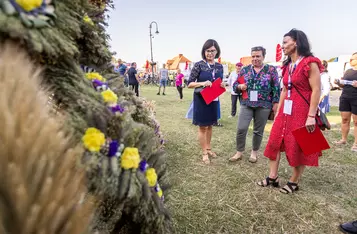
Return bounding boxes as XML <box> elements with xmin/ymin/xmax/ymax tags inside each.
<box><xmin>279</xmin><ymin>182</ymin><xmax>299</xmax><ymax>194</ymax></box>
<box><xmin>257</xmin><ymin>176</ymin><xmax>280</xmax><ymax>187</ymax></box>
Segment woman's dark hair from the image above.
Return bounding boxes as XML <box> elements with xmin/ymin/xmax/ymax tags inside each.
<box><xmin>201</xmin><ymin>39</ymin><xmax>221</xmax><ymax>60</ymax></box>
<box><xmin>322</xmin><ymin>60</ymin><xmax>328</xmax><ymax>72</ymax></box>
<box><xmin>283</xmin><ymin>29</ymin><xmax>313</xmax><ymax>66</ymax></box>
<box><xmin>353</xmin><ymin>52</ymin><xmax>357</xmax><ymax>56</ymax></box>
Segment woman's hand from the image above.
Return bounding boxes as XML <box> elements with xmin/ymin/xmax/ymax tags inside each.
<box><xmin>239</xmin><ymin>84</ymin><xmax>247</xmax><ymax>90</ymax></box>
<box><xmin>203</xmin><ymin>81</ymin><xmax>212</xmax><ymax>87</ymax></box>
<box><xmin>220</xmin><ymin>82</ymin><xmax>228</xmax><ymax>88</ymax></box>
<box><xmin>305</xmin><ymin>116</ymin><xmax>316</xmax><ymax>133</ymax></box>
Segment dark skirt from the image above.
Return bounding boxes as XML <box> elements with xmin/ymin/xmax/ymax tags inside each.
<box><xmin>192</xmin><ymin>93</ymin><xmax>218</xmax><ymax>126</ymax></box>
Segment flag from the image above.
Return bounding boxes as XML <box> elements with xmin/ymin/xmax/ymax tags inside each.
<box><xmin>276</xmin><ymin>44</ymin><xmax>282</xmax><ymax>62</ymax></box>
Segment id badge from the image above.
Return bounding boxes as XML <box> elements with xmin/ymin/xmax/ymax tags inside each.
<box><xmin>283</xmin><ymin>100</ymin><xmax>293</xmax><ymax>115</ymax></box>
<box><xmin>250</xmin><ymin>91</ymin><xmax>258</xmax><ymax>102</ymax></box>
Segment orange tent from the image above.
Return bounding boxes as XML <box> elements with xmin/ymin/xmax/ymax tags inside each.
<box><xmin>166</xmin><ymin>54</ymin><xmax>191</xmax><ymax>70</ymax></box>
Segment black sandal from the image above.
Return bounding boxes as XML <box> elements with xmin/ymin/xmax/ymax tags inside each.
<box><xmin>257</xmin><ymin>176</ymin><xmax>280</xmax><ymax>187</ymax></box>
<box><xmin>279</xmin><ymin>182</ymin><xmax>299</xmax><ymax>194</ymax></box>
<box><xmin>213</xmin><ymin>122</ymin><xmax>223</xmax><ymax>127</ymax></box>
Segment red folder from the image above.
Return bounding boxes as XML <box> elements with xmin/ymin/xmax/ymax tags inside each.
<box><xmin>292</xmin><ymin>125</ymin><xmax>330</xmax><ymax>156</ymax></box>
<box><xmin>237</xmin><ymin>76</ymin><xmax>248</xmax><ymax>99</ymax></box>
<box><xmin>200</xmin><ymin>78</ymin><xmax>226</xmax><ymax>105</ymax></box>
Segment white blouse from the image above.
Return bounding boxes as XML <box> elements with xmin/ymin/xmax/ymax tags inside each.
<box><xmin>320</xmin><ymin>72</ymin><xmax>330</xmax><ymax>96</ymax></box>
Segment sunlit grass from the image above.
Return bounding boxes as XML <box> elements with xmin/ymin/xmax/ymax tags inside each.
<box><xmin>141</xmin><ymin>85</ymin><xmax>357</xmax><ymax>234</ymax></box>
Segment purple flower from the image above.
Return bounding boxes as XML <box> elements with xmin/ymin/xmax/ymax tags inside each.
<box><xmin>139</xmin><ymin>160</ymin><xmax>148</xmax><ymax>172</ymax></box>
<box><xmin>92</xmin><ymin>79</ymin><xmax>104</xmax><ymax>87</ymax></box>
<box><xmin>110</xmin><ymin>104</ymin><xmax>124</xmax><ymax>114</ymax></box>
<box><xmin>108</xmin><ymin>140</ymin><xmax>119</xmax><ymax>157</ymax></box>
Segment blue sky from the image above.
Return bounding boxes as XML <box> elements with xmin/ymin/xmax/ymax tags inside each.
<box><xmin>107</xmin><ymin>0</ymin><xmax>357</xmax><ymax>66</ymax></box>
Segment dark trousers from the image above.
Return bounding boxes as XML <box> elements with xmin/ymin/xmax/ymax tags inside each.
<box><xmin>176</xmin><ymin>86</ymin><xmax>183</xmax><ymax>99</ymax></box>
<box><xmin>130</xmin><ymin>84</ymin><xmax>139</xmax><ymax>97</ymax></box>
<box><xmin>231</xmin><ymin>94</ymin><xmax>239</xmax><ymax>116</ymax></box>
<box><xmin>236</xmin><ymin>105</ymin><xmax>271</xmax><ymax>152</ymax></box>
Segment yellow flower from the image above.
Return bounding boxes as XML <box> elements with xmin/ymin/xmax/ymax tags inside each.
<box><xmin>121</xmin><ymin>147</ymin><xmax>140</xmax><ymax>169</ymax></box>
<box><xmin>145</xmin><ymin>168</ymin><xmax>158</xmax><ymax>187</ymax></box>
<box><xmin>157</xmin><ymin>189</ymin><xmax>163</xmax><ymax>198</ymax></box>
<box><xmin>85</xmin><ymin>72</ymin><xmax>105</xmax><ymax>81</ymax></box>
<box><xmin>15</xmin><ymin>0</ymin><xmax>42</xmax><ymax>12</ymax></box>
<box><xmin>82</xmin><ymin>128</ymin><xmax>106</xmax><ymax>152</ymax></box>
<box><xmin>101</xmin><ymin>90</ymin><xmax>118</xmax><ymax>104</ymax></box>
<box><xmin>83</xmin><ymin>15</ymin><xmax>94</xmax><ymax>26</ymax></box>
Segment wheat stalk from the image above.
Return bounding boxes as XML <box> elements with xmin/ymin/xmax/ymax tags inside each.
<box><xmin>0</xmin><ymin>43</ymin><xmax>94</xmax><ymax>234</ymax></box>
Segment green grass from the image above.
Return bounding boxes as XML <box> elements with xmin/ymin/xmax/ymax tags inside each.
<box><xmin>140</xmin><ymin>86</ymin><xmax>357</xmax><ymax>234</ymax></box>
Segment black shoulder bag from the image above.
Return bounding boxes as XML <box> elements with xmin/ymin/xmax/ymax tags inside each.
<box><xmin>292</xmin><ymin>84</ymin><xmax>331</xmax><ymax>131</ymax></box>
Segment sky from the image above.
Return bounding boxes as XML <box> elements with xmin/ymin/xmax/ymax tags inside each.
<box><xmin>107</xmin><ymin>0</ymin><xmax>357</xmax><ymax>66</ymax></box>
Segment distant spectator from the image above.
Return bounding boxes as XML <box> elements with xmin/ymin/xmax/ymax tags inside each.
<box><xmin>128</xmin><ymin>62</ymin><xmax>139</xmax><ymax>97</ymax></box>
<box><xmin>319</xmin><ymin>60</ymin><xmax>330</xmax><ymax>114</ymax></box>
<box><xmin>175</xmin><ymin>69</ymin><xmax>185</xmax><ymax>100</ymax></box>
<box><xmin>157</xmin><ymin>64</ymin><xmax>168</xmax><ymax>95</ymax></box>
<box><xmin>115</xmin><ymin>59</ymin><xmax>128</xmax><ymax>87</ymax></box>
<box><xmin>227</xmin><ymin>62</ymin><xmax>244</xmax><ymax>118</ymax></box>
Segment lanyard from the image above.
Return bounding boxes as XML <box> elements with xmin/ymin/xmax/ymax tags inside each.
<box><xmin>206</xmin><ymin>61</ymin><xmax>216</xmax><ymax>80</ymax></box>
<box><xmin>287</xmin><ymin>56</ymin><xmax>303</xmax><ymax>98</ymax></box>
<box><xmin>251</xmin><ymin>64</ymin><xmax>264</xmax><ymax>89</ymax></box>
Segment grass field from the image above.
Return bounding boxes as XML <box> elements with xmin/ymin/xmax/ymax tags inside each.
<box><xmin>140</xmin><ymin>85</ymin><xmax>357</xmax><ymax>234</ymax></box>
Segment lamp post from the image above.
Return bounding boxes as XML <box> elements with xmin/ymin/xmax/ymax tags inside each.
<box><xmin>149</xmin><ymin>21</ymin><xmax>159</xmax><ymax>83</ymax></box>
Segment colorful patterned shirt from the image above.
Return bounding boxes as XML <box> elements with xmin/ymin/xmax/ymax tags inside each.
<box><xmin>233</xmin><ymin>64</ymin><xmax>280</xmax><ymax>108</ymax></box>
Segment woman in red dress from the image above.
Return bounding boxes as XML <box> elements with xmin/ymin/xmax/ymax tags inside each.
<box><xmin>257</xmin><ymin>29</ymin><xmax>323</xmax><ymax>194</ymax></box>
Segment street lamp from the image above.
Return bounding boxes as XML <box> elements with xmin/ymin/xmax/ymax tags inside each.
<box><xmin>149</xmin><ymin>21</ymin><xmax>159</xmax><ymax>83</ymax></box>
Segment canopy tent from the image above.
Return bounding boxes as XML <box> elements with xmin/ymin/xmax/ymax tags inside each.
<box><xmin>166</xmin><ymin>54</ymin><xmax>191</xmax><ymax>70</ymax></box>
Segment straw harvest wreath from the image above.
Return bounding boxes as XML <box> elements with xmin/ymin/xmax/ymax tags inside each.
<box><xmin>0</xmin><ymin>0</ymin><xmax>172</xmax><ymax>233</ymax></box>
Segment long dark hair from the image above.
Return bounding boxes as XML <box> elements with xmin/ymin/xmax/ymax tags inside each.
<box><xmin>283</xmin><ymin>29</ymin><xmax>313</xmax><ymax>66</ymax></box>
<box><xmin>322</xmin><ymin>60</ymin><xmax>328</xmax><ymax>72</ymax></box>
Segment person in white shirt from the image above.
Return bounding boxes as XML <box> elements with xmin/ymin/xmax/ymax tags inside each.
<box><xmin>227</xmin><ymin>62</ymin><xmax>244</xmax><ymax>117</ymax></box>
<box><xmin>319</xmin><ymin>60</ymin><xmax>330</xmax><ymax>114</ymax></box>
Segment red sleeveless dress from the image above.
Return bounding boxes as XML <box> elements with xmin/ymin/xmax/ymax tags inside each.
<box><xmin>263</xmin><ymin>57</ymin><xmax>324</xmax><ymax>167</ymax></box>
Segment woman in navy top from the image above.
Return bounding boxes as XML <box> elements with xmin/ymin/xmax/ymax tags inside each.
<box><xmin>188</xmin><ymin>39</ymin><xmax>224</xmax><ymax>164</ymax></box>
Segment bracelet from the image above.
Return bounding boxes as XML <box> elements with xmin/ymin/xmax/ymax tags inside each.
<box><xmin>308</xmin><ymin>115</ymin><xmax>315</xmax><ymax>118</ymax></box>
